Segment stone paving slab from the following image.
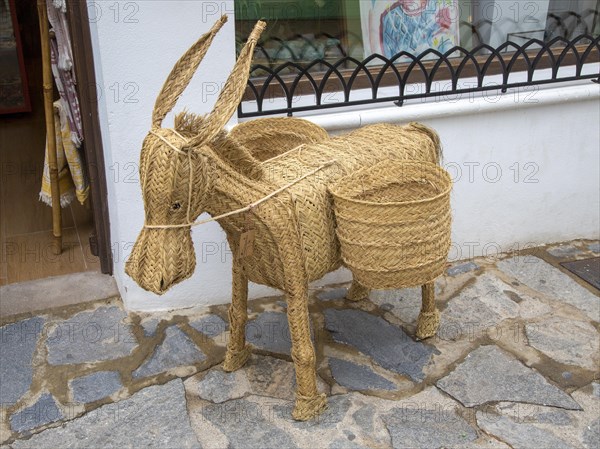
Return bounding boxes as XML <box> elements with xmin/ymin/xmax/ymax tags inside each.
<box><xmin>583</xmin><ymin>419</ymin><xmax>600</xmax><ymax>449</ymax></box>
<box><xmin>477</xmin><ymin>412</ymin><xmax>573</xmax><ymax>449</ymax></box>
<box><xmin>446</xmin><ymin>261</ymin><xmax>479</xmax><ymax>276</ymax></box>
<box><xmin>70</xmin><ymin>371</ymin><xmax>123</xmax><ymax>404</ymax></box>
<box><xmin>383</xmin><ymin>408</ymin><xmax>478</xmax><ymax>449</ymax></box>
<box><xmin>437</xmin><ymin>345</ymin><xmax>581</xmax><ymax>410</ymax></box>
<box><xmin>245</xmin><ymin>311</ymin><xmax>319</xmax><ymax>355</ymax></box>
<box><xmin>366</xmin><ymin>281</ymin><xmax>449</xmax><ymax>326</ymax></box>
<box><xmin>497</xmin><ymin>256</ymin><xmax>600</xmax><ymax>321</ymax></box>
<box><xmin>547</xmin><ymin>243</ymin><xmax>586</xmax><ymax>259</ymax></box>
<box><xmin>9</xmin><ymin>393</ymin><xmax>63</xmax><ymax>434</ymax></box>
<box><xmin>525</xmin><ymin>316</ymin><xmax>599</xmax><ymax>370</ymax></box>
<box><xmin>190</xmin><ymin>369</ymin><xmax>251</xmax><ymax>404</ymax></box>
<box><xmin>324</xmin><ymin>308</ymin><xmax>437</xmax><ymax>381</ymax></box>
<box><xmin>440</xmin><ymin>273</ymin><xmax>521</xmax><ymax>341</ymax></box>
<box><xmin>8</xmin><ymin>380</ymin><xmax>200</xmax><ymax>449</ymax></box>
<box><xmin>328</xmin><ymin>358</ymin><xmax>396</xmax><ymax>391</ymax></box>
<box><xmin>0</xmin><ymin>317</ymin><xmax>44</xmax><ymax>405</ymax></box>
<box><xmin>132</xmin><ymin>326</ymin><xmax>206</xmax><ymax>379</ymax></box>
<box><xmin>140</xmin><ymin>318</ymin><xmax>159</xmax><ymax>337</ymax></box>
<box><xmin>480</xmin><ymin>383</ymin><xmax>600</xmax><ymax>449</ymax></box>
<box><xmin>368</xmin><ymin>287</ymin><xmax>422</xmax><ymax>324</ymax></box>
<box><xmin>246</xmin><ymin>311</ymin><xmax>294</xmax><ymax>355</ymax></box>
<box><xmin>199</xmin><ymin>396</ymin><xmax>302</xmax><ymax>449</ymax></box>
<box><xmin>316</xmin><ymin>287</ymin><xmax>349</xmax><ymax>301</ymax></box>
<box><xmin>46</xmin><ymin>306</ymin><xmax>137</xmax><ymax>365</ymax></box>
<box><xmin>189</xmin><ymin>314</ymin><xmax>228</xmax><ymax>337</ymax></box>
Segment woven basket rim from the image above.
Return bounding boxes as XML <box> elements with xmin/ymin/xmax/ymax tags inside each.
<box><xmin>329</xmin><ymin>161</ymin><xmax>452</xmax><ymax>207</ymax></box>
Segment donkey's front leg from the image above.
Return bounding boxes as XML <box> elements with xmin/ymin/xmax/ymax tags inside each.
<box><xmin>223</xmin><ymin>259</ymin><xmax>251</xmax><ymax>371</ymax></box>
<box><xmin>286</xmin><ymin>280</ymin><xmax>327</xmax><ymax>420</ymax></box>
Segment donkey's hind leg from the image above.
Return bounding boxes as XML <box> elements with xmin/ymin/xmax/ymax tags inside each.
<box><xmin>286</xmin><ymin>280</ymin><xmax>327</xmax><ymax>421</ymax></box>
<box><xmin>416</xmin><ymin>282</ymin><xmax>440</xmax><ymax>340</ymax></box>
<box><xmin>223</xmin><ymin>260</ymin><xmax>251</xmax><ymax>371</ymax></box>
<box><xmin>346</xmin><ymin>279</ymin><xmax>370</xmax><ymax>302</ymax></box>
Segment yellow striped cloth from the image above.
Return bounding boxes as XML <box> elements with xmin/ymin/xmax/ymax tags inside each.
<box><xmin>39</xmin><ymin>100</ymin><xmax>89</xmax><ymax>207</ymax></box>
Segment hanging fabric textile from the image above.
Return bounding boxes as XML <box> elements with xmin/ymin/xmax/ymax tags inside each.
<box><xmin>39</xmin><ymin>0</ymin><xmax>88</xmax><ymax>206</ymax></box>
<box><xmin>40</xmin><ymin>101</ymin><xmax>89</xmax><ymax>207</ymax></box>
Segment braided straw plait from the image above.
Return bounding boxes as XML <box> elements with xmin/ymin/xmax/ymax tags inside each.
<box><xmin>126</xmin><ymin>130</ymin><xmax>200</xmax><ymax>292</ymax></box>
<box><xmin>152</xmin><ymin>16</ymin><xmax>228</xmax><ymax>128</ymax></box>
<box><xmin>183</xmin><ymin>21</ymin><xmax>267</xmax><ymax>149</ymax></box>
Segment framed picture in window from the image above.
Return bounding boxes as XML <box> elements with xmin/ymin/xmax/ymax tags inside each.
<box><xmin>360</xmin><ymin>0</ymin><xmax>461</xmax><ymax>58</ymax></box>
<box><xmin>0</xmin><ymin>0</ymin><xmax>31</xmax><ymax>114</ymax></box>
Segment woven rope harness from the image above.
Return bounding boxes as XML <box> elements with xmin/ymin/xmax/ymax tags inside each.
<box><xmin>143</xmin><ymin>129</ymin><xmax>336</xmax><ymax>230</ymax></box>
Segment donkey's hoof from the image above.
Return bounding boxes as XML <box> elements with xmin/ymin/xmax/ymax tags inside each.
<box><xmin>345</xmin><ymin>282</ymin><xmax>370</xmax><ymax>302</ymax></box>
<box><xmin>292</xmin><ymin>393</ymin><xmax>328</xmax><ymax>421</ymax></box>
<box><xmin>223</xmin><ymin>345</ymin><xmax>251</xmax><ymax>372</ymax></box>
<box><xmin>415</xmin><ymin>309</ymin><xmax>441</xmax><ymax>340</ymax></box>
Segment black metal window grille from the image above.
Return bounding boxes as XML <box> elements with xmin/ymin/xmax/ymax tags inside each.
<box><xmin>238</xmin><ymin>35</ymin><xmax>600</xmax><ymax>118</ymax></box>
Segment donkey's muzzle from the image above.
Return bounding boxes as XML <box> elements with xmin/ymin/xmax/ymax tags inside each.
<box><xmin>125</xmin><ymin>228</ymin><xmax>196</xmax><ymax>295</ymax></box>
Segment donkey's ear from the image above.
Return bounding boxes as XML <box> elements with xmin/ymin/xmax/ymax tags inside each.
<box><xmin>151</xmin><ymin>15</ymin><xmax>228</xmax><ymax>128</ymax></box>
<box><xmin>184</xmin><ymin>20</ymin><xmax>266</xmax><ymax>148</ymax></box>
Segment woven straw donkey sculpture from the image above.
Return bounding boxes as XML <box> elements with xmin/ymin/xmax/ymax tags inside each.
<box><xmin>126</xmin><ymin>16</ymin><xmax>443</xmax><ymax>420</ymax></box>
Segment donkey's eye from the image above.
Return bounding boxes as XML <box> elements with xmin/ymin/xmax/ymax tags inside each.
<box><xmin>171</xmin><ymin>202</ymin><xmax>182</xmax><ymax>211</ymax></box>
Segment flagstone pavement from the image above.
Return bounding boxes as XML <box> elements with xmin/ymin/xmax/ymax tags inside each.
<box><xmin>1</xmin><ymin>240</ymin><xmax>598</xmax><ymax>448</ymax></box>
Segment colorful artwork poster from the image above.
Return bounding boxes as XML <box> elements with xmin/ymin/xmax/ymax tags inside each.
<box><xmin>360</xmin><ymin>0</ymin><xmax>460</xmax><ymax>59</ymax></box>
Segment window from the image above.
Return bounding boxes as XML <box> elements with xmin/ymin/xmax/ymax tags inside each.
<box><xmin>235</xmin><ymin>0</ymin><xmax>600</xmax><ymax>116</ymax></box>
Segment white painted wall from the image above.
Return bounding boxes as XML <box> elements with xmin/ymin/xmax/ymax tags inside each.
<box><xmin>89</xmin><ymin>1</ymin><xmax>600</xmax><ymax>312</ymax></box>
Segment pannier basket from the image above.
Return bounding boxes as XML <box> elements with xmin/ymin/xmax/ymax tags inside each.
<box><xmin>329</xmin><ymin>160</ymin><xmax>452</xmax><ymax>289</ymax></box>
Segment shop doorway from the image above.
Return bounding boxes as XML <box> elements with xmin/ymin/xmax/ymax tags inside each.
<box><xmin>1</xmin><ymin>0</ymin><xmax>111</xmax><ymax>286</ymax></box>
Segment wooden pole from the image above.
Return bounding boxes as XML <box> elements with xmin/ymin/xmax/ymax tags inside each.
<box><xmin>37</xmin><ymin>0</ymin><xmax>62</xmax><ymax>254</ymax></box>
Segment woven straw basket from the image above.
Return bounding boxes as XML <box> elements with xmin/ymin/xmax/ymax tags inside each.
<box><xmin>330</xmin><ymin>160</ymin><xmax>452</xmax><ymax>289</ymax></box>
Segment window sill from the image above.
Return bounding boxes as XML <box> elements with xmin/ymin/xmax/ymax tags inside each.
<box><xmin>240</xmin><ymin>73</ymin><xmax>600</xmax><ymax>133</ymax></box>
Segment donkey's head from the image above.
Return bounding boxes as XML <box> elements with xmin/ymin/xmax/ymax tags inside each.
<box><xmin>125</xmin><ymin>16</ymin><xmax>265</xmax><ymax>294</ymax></box>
